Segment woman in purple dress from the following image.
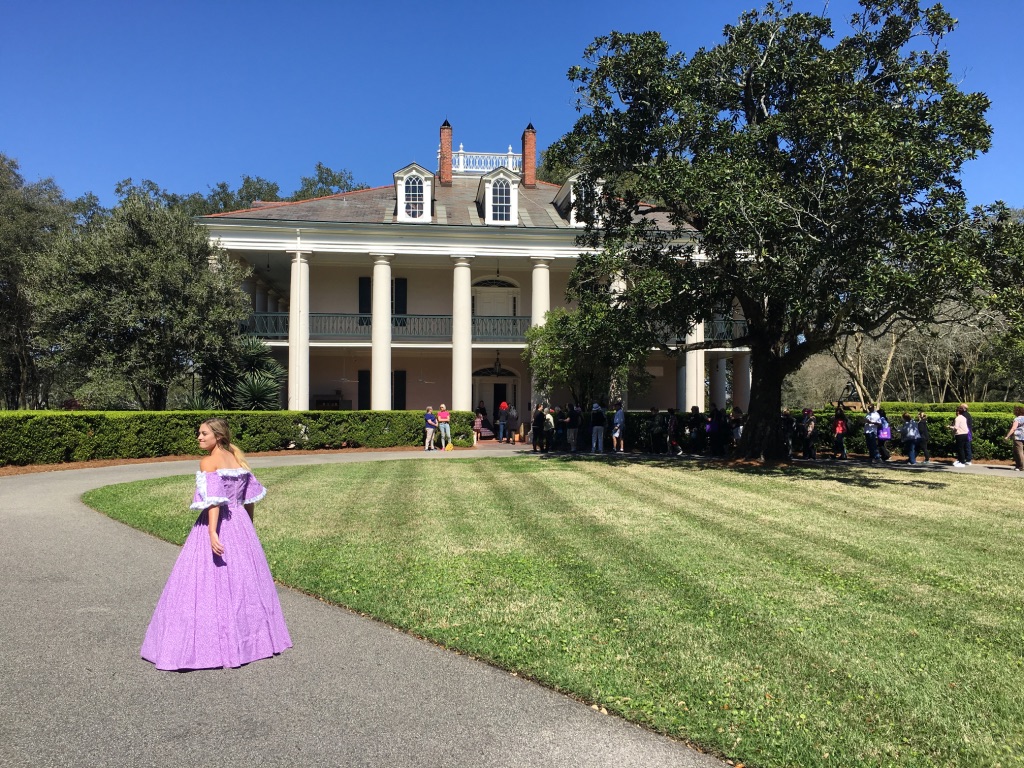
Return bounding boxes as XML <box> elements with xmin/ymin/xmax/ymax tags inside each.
<box><xmin>141</xmin><ymin>418</ymin><xmax>291</xmax><ymax>671</ymax></box>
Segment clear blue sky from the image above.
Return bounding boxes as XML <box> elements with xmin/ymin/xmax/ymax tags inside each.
<box><xmin>3</xmin><ymin>0</ymin><xmax>1020</xmax><ymax>209</ymax></box>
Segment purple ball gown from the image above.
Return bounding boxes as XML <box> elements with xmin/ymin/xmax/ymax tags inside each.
<box><xmin>141</xmin><ymin>469</ymin><xmax>292</xmax><ymax>671</ymax></box>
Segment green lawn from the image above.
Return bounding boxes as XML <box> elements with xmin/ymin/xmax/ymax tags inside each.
<box><xmin>85</xmin><ymin>458</ymin><xmax>1024</xmax><ymax>768</ymax></box>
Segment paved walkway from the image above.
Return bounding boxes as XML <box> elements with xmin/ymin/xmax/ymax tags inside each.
<box><xmin>2</xmin><ymin>445</ymin><xmax>1016</xmax><ymax>768</ymax></box>
<box><xmin>0</xmin><ymin>447</ymin><xmax>725</xmax><ymax>768</ymax></box>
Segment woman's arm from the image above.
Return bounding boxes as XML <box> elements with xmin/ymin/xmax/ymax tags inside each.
<box><xmin>245</xmin><ymin>503</ymin><xmax>255</xmax><ymax>523</ymax></box>
<box><xmin>208</xmin><ymin>506</ymin><xmax>224</xmax><ymax>556</ymax></box>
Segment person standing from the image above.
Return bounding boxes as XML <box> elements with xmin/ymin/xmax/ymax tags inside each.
<box><xmin>591</xmin><ymin>403</ymin><xmax>606</xmax><ymax>453</ymax></box>
<box><xmin>437</xmin><ymin>404</ymin><xmax>451</xmax><ymax>449</ymax></box>
<box><xmin>831</xmin><ymin>406</ymin><xmax>849</xmax><ymax>459</ymax></box>
<box><xmin>916</xmin><ymin>411</ymin><xmax>931</xmax><ymax>463</ymax></box>
<box><xmin>800</xmin><ymin>409</ymin><xmax>817</xmax><ymax>460</ymax></box>
<box><xmin>507</xmin><ymin>405</ymin><xmax>519</xmax><ymax>444</ymax></box>
<box><xmin>781</xmin><ymin>408</ymin><xmax>796</xmax><ymax>459</ymax></box>
<box><xmin>612</xmin><ymin>402</ymin><xmax>626</xmax><ymax>453</ymax></box>
<box><xmin>863</xmin><ymin>405</ymin><xmax>882</xmax><ymax>464</ymax></box>
<box><xmin>497</xmin><ymin>401</ymin><xmax>509</xmax><ymax>444</ymax></box>
<box><xmin>1004</xmin><ymin>406</ymin><xmax>1024</xmax><ymax>472</ymax></box>
<box><xmin>877</xmin><ymin>408</ymin><xmax>892</xmax><ymax>461</ymax></box>
<box><xmin>424</xmin><ymin>406</ymin><xmax>438</xmax><ymax>450</ymax></box>
<box><xmin>949</xmin><ymin>405</ymin><xmax>970</xmax><ymax>467</ymax></box>
<box><xmin>141</xmin><ymin>418</ymin><xmax>291</xmax><ymax>671</ymax></box>
<box><xmin>567</xmin><ymin>404</ymin><xmax>581</xmax><ymax>452</ymax></box>
<box><xmin>544</xmin><ymin>407</ymin><xmax>556</xmax><ymax>453</ymax></box>
<box><xmin>532</xmin><ymin>403</ymin><xmax>546</xmax><ymax>453</ymax></box>
<box><xmin>961</xmin><ymin>403</ymin><xmax>974</xmax><ymax>465</ymax></box>
<box><xmin>898</xmin><ymin>412</ymin><xmax>920</xmax><ymax>465</ymax></box>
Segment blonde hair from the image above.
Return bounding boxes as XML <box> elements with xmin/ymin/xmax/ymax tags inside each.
<box><xmin>200</xmin><ymin>418</ymin><xmax>250</xmax><ymax>469</ymax></box>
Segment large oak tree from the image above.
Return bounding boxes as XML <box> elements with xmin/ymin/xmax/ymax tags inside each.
<box><xmin>549</xmin><ymin>0</ymin><xmax>992</xmax><ymax>458</ymax></box>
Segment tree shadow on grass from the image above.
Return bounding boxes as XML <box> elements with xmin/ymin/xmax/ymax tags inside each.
<box><xmin>535</xmin><ymin>451</ymin><xmax>952</xmax><ymax>490</ymax></box>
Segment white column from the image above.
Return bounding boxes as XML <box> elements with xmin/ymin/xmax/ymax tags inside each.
<box><xmin>733</xmin><ymin>352</ymin><xmax>752</xmax><ymax>411</ymax></box>
<box><xmin>451</xmin><ymin>255</ymin><xmax>474</xmax><ymax>412</ymax></box>
<box><xmin>684</xmin><ymin>322</ymin><xmax>705</xmax><ymax>411</ymax></box>
<box><xmin>287</xmin><ymin>251</ymin><xmax>312</xmax><ymax>410</ymax></box>
<box><xmin>530</xmin><ymin>257</ymin><xmax>552</xmax><ymax>326</ymax></box>
<box><xmin>370</xmin><ymin>253</ymin><xmax>394</xmax><ymax>411</ymax></box>
<box><xmin>710</xmin><ymin>356</ymin><xmax>727</xmax><ymax>410</ymax></box>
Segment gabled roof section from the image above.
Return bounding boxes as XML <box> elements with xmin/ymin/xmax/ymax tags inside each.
<box><xmin>393</xmin><ymin>162</ymin><xmax>434</xmax><ymax>182</ymax></box>
<box><xmin>475</xmin><ymin>164</ymin><xmax>521</xmax><ymax>203</ymax></box>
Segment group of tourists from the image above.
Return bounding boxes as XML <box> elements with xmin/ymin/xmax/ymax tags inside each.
<box><xmin>787</xmin><ymin>403</ymin><xmax>938</xmax><ymax>464</ymax></box>
<box><xmin>424</xmin><ymin>399</ymin><xmax>1024</xmax><ymax>469</ymax></box>
<box><xmin>529</xmin><ymin>402</ymin><xmax>603</xmax><ymax>453</ymax></box>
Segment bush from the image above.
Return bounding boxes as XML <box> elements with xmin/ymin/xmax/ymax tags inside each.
<box><xmin>0</xmin><ymin>410</ymin><xmax>475</xmax><ymax>467</ymax></box>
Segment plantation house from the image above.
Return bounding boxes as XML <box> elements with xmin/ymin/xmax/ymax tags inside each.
<box><xmin>199</xmin><ymin>121</ymin><xmax>751</xmax><ymax>415</ymax></box>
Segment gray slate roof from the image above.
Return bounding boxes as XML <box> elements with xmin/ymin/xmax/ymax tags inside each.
<box><xmin>204</xmin><ymin>178</ymin><xmax>574</xmax><ymax>229</ymax></box>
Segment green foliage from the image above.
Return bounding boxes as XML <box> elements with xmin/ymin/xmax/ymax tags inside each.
<box><xmin>201</xmin><ymin>336</ymin><xmax>285</xmax><ymax>410</ymax></box>
<box><xmin>233</xmin><ymin>373</ymin><xmax>282</xmax><ymax>411</ymax></box>
<box><xmin>0</xmin><ymin>410</ymin><xmax>476</xmax><ymax>466</ymax></box>
<box><xmin>36</xmin><ymin>185</ymin><xmax>252</xmax><ymax>410</ymax></box>
<box><xmin>524</xmin><ymin>307</ymin><xmax>649</xmax><ymax>408</ymax></box>
<box><xmin>0</xmin><ymin>154</ymin><xmax>76</xmax><ymax>409</ymax></box>
<box><xmin>554</xmin><ymin>1</ymin><xmax>994</xmax><ymax>459</ymax></box>
<box><xmin>291</xmin><ymin>162</ymin><xmax>368</xmax><ymax>201</ymax></box>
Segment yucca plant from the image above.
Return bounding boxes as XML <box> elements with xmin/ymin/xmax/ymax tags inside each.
<box><xmin>233</xmin><ymin>372</ymin><xmax>282</xmax><ymax>410</ymax></box>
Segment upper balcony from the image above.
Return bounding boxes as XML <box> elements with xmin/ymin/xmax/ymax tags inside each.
<box><xmin>246</xmin><ymin>313</ymin><xmax>533</xmax><ymax>342</ymax></box>
<box><xmin>246</xmin><ymin>313</ymin><xmax>748</xmax><ymax>345</ymax></box>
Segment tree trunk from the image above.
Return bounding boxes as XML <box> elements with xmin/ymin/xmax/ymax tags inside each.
<box><xmin>740</xmin><ymin>348</ymin><xmax>789</xmax><ymax>461</ymax></box>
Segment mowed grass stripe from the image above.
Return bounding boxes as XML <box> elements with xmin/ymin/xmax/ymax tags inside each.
<box><xmin>84</xmin><ymin>458</ymin><xmax>1024</xmax><ymax>768</ymax></box>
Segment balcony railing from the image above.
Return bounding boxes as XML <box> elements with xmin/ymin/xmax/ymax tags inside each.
<box><xmin>245</xmin><ymin>313</ymin><xmax>530</xmax><ymax>342</ymax></box>
<box><xmin>705</xmin><ymin>319</ymin><xmax>748</xmax><ymax>342</ymax></box>
<box><xmin>472</xmin><ymin>316</ymin><xmax>532</xmax><ymax>340</ymax></box>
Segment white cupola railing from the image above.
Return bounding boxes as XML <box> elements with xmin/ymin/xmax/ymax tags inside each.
<box><xmin>439</xmin><ymin>143</ymin><xmax>522</xmax><ymax>176</ymax></box>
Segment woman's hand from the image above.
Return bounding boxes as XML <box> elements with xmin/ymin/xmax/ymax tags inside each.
<box><xmin>210</xmin><ymin>531</ymin><xmax>224</xmax><ymax>557</ymax></box>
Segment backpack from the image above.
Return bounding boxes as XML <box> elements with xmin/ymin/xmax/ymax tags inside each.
<box><xmin>878</xmin><ymin>418</ymin><xmax>891</xmax><ymax>440</ymax></box>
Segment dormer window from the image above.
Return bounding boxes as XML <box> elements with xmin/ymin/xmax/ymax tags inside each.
<box><xmin>476</xmin><ymin>166</ymin><xmax>519</xmax><ymax>226</ymax></box>
<box><xmin>394</xmin><ymin>163</ymin><xmax>434</xmax><ymax>223</ymax></box>
<box><xmin>553</xmin><ymin>172</ymin><xmax>588</xmax><ymax>227</ymax></box>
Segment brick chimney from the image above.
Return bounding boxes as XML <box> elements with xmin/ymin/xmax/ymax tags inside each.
<box><xmin>521</xmin><ymin>123</ymin><xmax>537</xmax><ymax>188</ymax></box>
<box><xmin>438</xmin><ymin>119</ymin><xmax>453</xmax><ymax>186</ymax></box>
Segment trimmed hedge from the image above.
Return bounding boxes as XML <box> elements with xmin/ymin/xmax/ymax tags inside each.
<box><xmin>879</xmin><ymin>402</ymin><xmax>1022</xmax><ymax>415</ymax></box>
<box><xmin>0</xmin><ymin>410</ymin><xmax>475</xmax><ymax>467</ymax></box>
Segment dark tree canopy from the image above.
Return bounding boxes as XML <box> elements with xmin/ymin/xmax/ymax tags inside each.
<box><xmin>38</xmin><ymin>184</ymin><xmax>252</xmax><ymax>410</ymax></box>
<box><xmin>548</xmin><ymin>0</ymin><xmax>992</xmax><ymax>458</ymax></box>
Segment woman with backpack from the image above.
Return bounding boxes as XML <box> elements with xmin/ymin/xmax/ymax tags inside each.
<box><xmin>898</xmin><ymin>412</ymin><xmax>921</xmax><ymax>465</ymax></box>
<box><xmin>877</xmin><ymin>408</ymin><xmax>892</xmax><ymax>461</ymax></box>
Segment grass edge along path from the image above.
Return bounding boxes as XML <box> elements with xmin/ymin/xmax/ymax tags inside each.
<box><xmin>85</xmin><ymin>458</ymin><xmax>1024</xmax><ymax>768</ymax></box>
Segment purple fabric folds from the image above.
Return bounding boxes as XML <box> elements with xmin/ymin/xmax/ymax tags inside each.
<box><xmin>141</xmin><ymin>469</ymin><xmax>291</xmax><ymax>671</ymax></box>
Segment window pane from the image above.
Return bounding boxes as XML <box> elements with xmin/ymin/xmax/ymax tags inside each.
<box><xmin>405</xmin><ymin>175</ymin><xmax>424</xmax><ymax>218</ymax></box>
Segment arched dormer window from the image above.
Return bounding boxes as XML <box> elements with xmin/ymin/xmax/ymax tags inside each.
<box><xmin>476</xmin><ymin>166</ymin><xmax>519</xmax><ymax>226</ymax></box>
<box><xmin>492</xmin><ymin>178</ymin><xmax>511</xmax><ymax>222</ymax></box>
<box><xmin>394</xmin><ymin>163</ymin><xmax>434</xmax><ymax>223</ymax></box>
<box><xmin>404</xmin><ymin>175</ymin><xmax>424</xmax><ymax>219</ymax></box>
